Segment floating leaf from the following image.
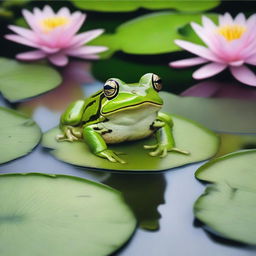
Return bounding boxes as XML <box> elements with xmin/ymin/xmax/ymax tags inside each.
<box><xmin>0</xmin><ymin>58</ymin><xmax>62</xmax><ymax>102</ymax></box>
<box><xmin>0</xmin><ymin>107</ymin><xmax>41</xmax><ymax>164</ymax></box>
<box><xmin>161</xmin><ymin>92</ymin><xmax>256</xmax><ymax>133</ymax></box>
<box><xmin>72</xmin><ymin>0</ymin><xmax>220</xmax><ymax>12</ymax></box>
<box><xmin>0</xmin><ymin>173</ymin><xmax>136</xmax><ymax>255</ymax></box>
<box><xmin>90</xmin><ymin>12</ymin><xmax>217</xmax><ymax>55</ymax></box>
<box><xmin>42</xmin><ymin>115</ymin><xmax>219</xmax><ymax>172</ymax></box>
<box><xmin>194</xmin><ymin>150</ymin><xmax>256</xmax><ymax>245</ymax></box>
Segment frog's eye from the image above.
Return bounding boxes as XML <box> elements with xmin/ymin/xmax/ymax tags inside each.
<box><xmin>152</xmin><ymin>74</ymin><xmax>162</xmax><ymax>92</ymax></box>
<box><xmin>103</xmin><ymin>80</ymin><xmax>119</xmax><ymax>99</ymax></box>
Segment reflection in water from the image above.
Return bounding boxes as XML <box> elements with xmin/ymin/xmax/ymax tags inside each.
<box><xmin>181</xmin><ymin>80</ymin><xmax>256</xmax><ymax>100</ymax></box>
<box><xmin>104</xmin><ymin>173</ymin><xmax>166</xmax><ymax>231</ymax></box>
<box><xmin>18</xmin><ymin>61</ymin><xmax>93</xmax><ymax>115</ymax></box>
<box><xmin>215</xmin><ymin>133</ymin><xmax>256</xmax><ymax>158</ymax></box>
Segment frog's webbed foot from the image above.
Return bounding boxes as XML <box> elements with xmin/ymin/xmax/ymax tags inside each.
<box><xmin>56</xmin><ymin>126</ymin><xmax>82</xmax><ymax>142</ymax></box>
<box><xmin>144</xmin><ymin>144</ymin><xmax>190</xmax><ymax>158</ymax></box>
<box><xmin>96</xmin><ymin>150</ymin><xmax>126</xmax><ymax>164</ymax></box>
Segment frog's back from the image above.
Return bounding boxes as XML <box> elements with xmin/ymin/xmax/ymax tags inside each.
<box><xmin>82</xmin><ymin>89</ymin><xmax>105</xmax><ymax>124</ymax></box>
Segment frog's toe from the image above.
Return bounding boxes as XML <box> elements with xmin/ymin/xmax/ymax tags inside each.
<box><xmin>55</xmin><ymin>134</ymin><xmax>65</xmax><ymax>141</ymax></box>
<box><xmin>97</xmin><ymin>150</ymin><xmax>126</xmax><ymax>164</ymax></box>
<box><xmin>144</xmin><ymin>144</ymin><xmax>158</xmax><ymax>150</ymax></box>
<box><xmin>149</xmin><ymin>146</ymin><xmax>163</xmax><ymax>157</ymax></box>
<box><xmin>171</xmin><ymin>148</ymin><xmax>190</xmax><ymax>155</ymax></box>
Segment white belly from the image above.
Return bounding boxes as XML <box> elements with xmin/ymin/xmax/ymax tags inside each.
<box><xmin>101</xmin><ymin>107</ymin><xmax>159</xmax><ymax>144</ymax></box>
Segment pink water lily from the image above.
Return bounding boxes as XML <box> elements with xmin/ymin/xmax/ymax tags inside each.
<box><xmin>169</xmin><ymin>13</ymin><xmax>256</xmax><ymax>86</ymax></box>
<box><xmin>5</xmin><ymin>5</ymin><xmax>107</xmax><ymax>66</ymax></box>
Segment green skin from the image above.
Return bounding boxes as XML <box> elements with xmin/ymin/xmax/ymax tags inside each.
<box><xmin>56</xmin><ymin>73</ymin><xmax>189</xmax><ymax>163</ymax></box>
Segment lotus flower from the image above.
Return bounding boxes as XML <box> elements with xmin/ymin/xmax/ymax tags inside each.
<box><xmin>169</xmin><ymin>13</ymin><xmax>256</xmax><ymax>87</ymax></box>
<box><xmin>5</xmin><ymin>6</ymin><xmax>107</xmax><ymax>66</ymax></box>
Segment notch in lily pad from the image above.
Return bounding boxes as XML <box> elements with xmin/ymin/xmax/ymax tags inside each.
<box><xmin>194</xmin><ymin>150</ymin><xmax>256</xmax><ymax>245</ymax></box>
<box><xmin>0</xmin><ymin>106</ymin><xmax>41</xmax><ymax>164</ymax></box>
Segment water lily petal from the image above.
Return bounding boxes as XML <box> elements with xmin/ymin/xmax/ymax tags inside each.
<box><xmin>234</xmin><ymin>13</ymin><xmax>246</xmax><ymax>24</ymax></box>
<box><xmin>245</xmin><ymin>54</ymin><xmax>256</xmax><ymax>65</ymax></box>
<box><xmin>230</xmin><ymin>65</ymin><xmax>256</xmax><ymax>86</ymax></box>
<box><xmin>42</xmin><ymin>5</ymin><xmax>55</xmax><ymax>17</ymax></box>
<box><xmin>230</xmin><ymin>60</ymin><xmax>244</xmax><ymax>66</ymax></box>
<box><xmin>202</xmin><ymin>16</ymin><xmax>217</xmax><ymax>30</ymax></box>
<box><xmin>219</xmin><ymin>12</ymin><xmax>233</xmax><ymax>26</ymax></box>
<box><xmin>49</xmin><ymin>54</ymin><xmax>69</xmax><ymax>66</ymax></box>
<box><xmin>169</xmin><ymin>57</ymin><xmax>208</xmax><ymax>68</ymax></box>
<box><xmin>5</xmin><ymin>34</ymin><xmax>38</xmax><ymax>48</ymax></box>
<box><xmin>67</xmin><ymin>46</ymin><xmax>108</xmax><ymax>56</ymax></box>
<box><xmin>193</xmin><ymin>63</ymin><xmax>227</xmax><ymax>79</ymax></box>
<box><xmin>70</xmin><ymin>29</ymin><xmax>105</xmax><ymax>47</ymax></box>
<box><xmin>175</xmin><ymin>40</ymin><xmax>221</xmax><ymax>62</ymax></box>
<box><xmin>57</xmin><ymin>7</ymin><xmax>71</xmax><ymax>17</ymax></box>
<box><xmin>16</xmin><ymin>50</ymin><xmax>46</xmax><ymax>60</ymax></box>
<box><xmin>79</xmin><ymin>54</ymin><xmax>99</xmax><ymax>60</ymax></box>
<box><xmin>22</xmin><ymin>9</ymin><xmax>40</xmax><ymax>32</ymax></box>
<box><xmin>8</xmin><ymin>25</ymin><xmax>37</xmax><ymax>42</ymax></box>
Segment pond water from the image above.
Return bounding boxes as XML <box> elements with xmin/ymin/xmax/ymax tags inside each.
<box><xmin>0</xmin><ymin>63</ymin><xmax>256</xmax><ymax>256</ymax></box>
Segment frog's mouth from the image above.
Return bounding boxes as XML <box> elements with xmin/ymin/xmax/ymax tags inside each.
<box><xmin>101</xmin><ymin>101</ymin><xmax>162</xmax><ymax>116</ymax></box>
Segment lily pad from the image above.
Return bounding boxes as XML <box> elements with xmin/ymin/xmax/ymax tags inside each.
<box><xmin>42</xmin><ymin>115</ymin><xmax>219</xmax><ymax>172</ymax></box>
<box><xmin>72</xmin><ymin>0</ymin><xmax>220</xmax><ymax>12</ymax></box>
<box><xmin>194</xmin><ymin>150</ymin><xmax>256</xmax><ymax>245</ymax></box>
<box><xmin>90</xmin><ymin>12</ymin><xmax>217</xmax><ymax>56</ymax></box>
<box><xmin>0</xmin><ymin>107</ymin><xmax>41</xmax><ymax>164</ymax></box>
<box><xmin>161</xmin><ymin>92</ymin><xmax>256</xmax><ymax>133</ymax></box>
<box><xmin>0</xmin><ymin>58</ymin><xmax>62</xmax><ymax>102</ymax></box>
<box><xmin>0</xmin><ymin>173</ymin><xmax>136</xmax><ymax>255</ymax></box>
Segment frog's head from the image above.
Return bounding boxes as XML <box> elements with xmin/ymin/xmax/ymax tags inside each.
<box><xmin>101</xmin><ymin>73</ymin><xmax>163</xmax><ymax>117</ymax></box>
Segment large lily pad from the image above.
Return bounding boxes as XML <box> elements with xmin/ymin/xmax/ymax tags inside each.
<box><xmin>0</xmin><ymin>58</ymin><xmax>61</xmax><ymax>102</ymax></box>
<box><xmin>161</xmin><ymin>92</ymin><xmax>256</xmax><ymax>133</ymax></box>
<box><xmin>194</xmin><ymin>150</ymin><xmax>256</xmax><ymax>245</ymax></box>
<box><xmin>42</xmin><ymin>115</ymin><xmax>219</xmax><ymax>172</ymax></box>
<box><xmin>0</xmin><ymin>107</ymin><xmax>41</xmax><ymax>164</ymax></box>
<box><xmin>72</xmin><ymin>0</ymin><xmax>220</xmax><ymax>12</ymax></box>
<box><xmin>90</xmin><ymin>12</ymin><xmax>217</xmax><ymax>56</ymax></box>
<box><xmin>0</xmin><ymin>173</ymin><xmax>136</xmax><ymax>255</ymax></box>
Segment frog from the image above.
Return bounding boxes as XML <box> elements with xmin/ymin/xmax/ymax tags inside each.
<box><xmin>56</xmin><ymin>73</ymin><xmax>189</xmax><ymax>163</ymax></box>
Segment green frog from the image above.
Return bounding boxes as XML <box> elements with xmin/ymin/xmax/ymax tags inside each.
<box><xmin>56</xmin><ymin>73</ymin><xmax>189</xmax><ymax>163</ymax></box>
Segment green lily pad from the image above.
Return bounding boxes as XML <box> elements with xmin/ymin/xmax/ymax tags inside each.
<box><xmin>161</xmin><ymin>92</ymin><xmax>256</xmax><ymax>133</ymax></box>
<box><xmin>72</xmin><ymin>0</ymin><xmax>220</xmax><ymax>12</ymax></box>
<box><xmin>0</xmin><ymin>107</ymin><xmax>41</xmax><ymax>164</ymax></box>
<box><xmin>0</xmin><ymin>173</ymin><xmax>136</xmax><ymax>255</ymax></box>
<box><xmin>0</xmin><ymin>58</ymin><xmax>62</xmax><ymax>102</ymax></box>
<box><xmin>90</xmin><ymin>12</ymin><xmax>217</xmax><ymax>56</ymax></box>
<box><xmin>194</xmin><ymin>150</ymin><xmax>256</xmax><ymax>245</ymax></box>
<box><xmin>42</xmin><ymin>115</ymin><xmax>219</xmax><ymax>172</ymax></box>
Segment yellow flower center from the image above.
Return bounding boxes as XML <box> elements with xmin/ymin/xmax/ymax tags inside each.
<box><xmin>217</xmin><ymin>24</ymin><xmax>246</xmax><ymax>41</ymax></box>
<box><xmin>41</xmin><ymin>16</ymin><xmax>69</xmax><ymax>32</ymax></box>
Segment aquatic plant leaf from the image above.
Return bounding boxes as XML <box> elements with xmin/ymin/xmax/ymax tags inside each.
<box><xmin>90</xmin><ymin>12</ymin><xmax>217</xmax><ymax>55</ymax></box>
<box><xmin>194</xmin><ymin>150</ymin><xmax>256</xmax><ymax>245</ymax></box>
<box><xmin>42</xmin><ymin>115</ymin><xmax>219</xmax><ymax>172</ymax></box>
<box><xmin>72</xmin><ymin>0</ymin><xmax>220</xmax><ymax>12</ymax></box>
<box><xmin>161</xmin><ymin>92</ymin><xmax>256</xmax><ymax>133</ymax></box>
<box><xmin>0</xmin><ymin>107</ymin><xmax>41</xmax><ymax>164</ymax></box>
<box><xmin>0</xmin><ymin>173</ymin><xmax>136</xmax><ymax>255</ymax></box>
<box><xmin>0</xmin><ymin>58</ymin><xmax>61</xmax><ymax>102</ymax></box>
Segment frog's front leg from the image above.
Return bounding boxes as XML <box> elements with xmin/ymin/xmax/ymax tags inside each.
<box><xmin>144</xmin><ymin>112</ymin><xmax>189</xmax><ymax>158</ymax></box>
<box><xmin>83</xmin><ymin>124</ymin><xmax>126</xmax><ymax>164</ymax></box>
